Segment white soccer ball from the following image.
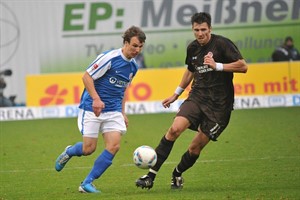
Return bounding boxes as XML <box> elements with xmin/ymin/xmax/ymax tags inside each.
<box><xmin>133</xmin><ymin>145</ymin><xmax>157</xmax><ymax>169</ymax></box>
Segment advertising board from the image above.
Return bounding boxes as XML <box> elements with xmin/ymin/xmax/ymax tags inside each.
<box><xmin>1</xmin><ymin>0</ymin><xmax>299</xmax><ymax>104</ymax></box>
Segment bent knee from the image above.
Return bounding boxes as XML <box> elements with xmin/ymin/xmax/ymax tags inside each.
<box><xmin>166</xmin><ymin>117</ymin><xmax>189</xmax><ymax>141</ymax></box>
<box><xmin>167</xmin><ymin>126</ymin><xmax>183</xmax><ymax>140</ymax></box>
<box><xmin>83</xmin><ymin>146</ymin><xmax>96</xmax><ymax>155</ymax></box>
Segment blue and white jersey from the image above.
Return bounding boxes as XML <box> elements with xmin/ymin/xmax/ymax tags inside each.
<box><xmin>79</xmin><ymin>48</ymin><xmax>138</xmax><ymax>113</ymax></box>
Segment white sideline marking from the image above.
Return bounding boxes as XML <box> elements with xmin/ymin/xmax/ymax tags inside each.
<box><xmin>122</xmin><ymin>155</ymin><xmax>300</xmax><ymax>167</ymax></box>
<box><xmin>0</xmin><ymin>156</ymin><xmax>298</xmax><ymax>173</ymax></box>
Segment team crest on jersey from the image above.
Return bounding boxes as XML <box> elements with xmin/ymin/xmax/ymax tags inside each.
<box><xmin>207</xmin><ymin>52</ymin><xmax>213</xmax><ymax>58</ymax></box>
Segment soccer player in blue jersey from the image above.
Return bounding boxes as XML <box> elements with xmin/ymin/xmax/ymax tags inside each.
<box><xmin>55</xmin><ymin>26</ymin><xmax>146</xmax><ymax>193</ymax></box>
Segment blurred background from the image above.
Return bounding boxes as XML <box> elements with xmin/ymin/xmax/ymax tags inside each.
<box><xmin>0</xmin><ymin>0</ymin><xmax>299</xmax><ymax>119</ymax></box>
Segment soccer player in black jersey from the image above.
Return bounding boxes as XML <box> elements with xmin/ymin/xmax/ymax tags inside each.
<box><xmin>136</xmin><ymin>12</ymin><xmax>248</xmax><ymax>190</ymax></box>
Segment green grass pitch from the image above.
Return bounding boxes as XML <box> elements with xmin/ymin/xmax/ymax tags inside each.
<box><xmin>1</xmin><ymin>107</ymin><xmax>300</xmax><ymax>200</ymax></box>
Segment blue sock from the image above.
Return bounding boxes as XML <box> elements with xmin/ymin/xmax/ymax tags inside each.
<box><xmin>82</xmin><ymin>149</ymin><xmax>114</xmax><ymax>184</ymax></box>
<box><xmin>66</xmin><ymin>142</ymin><xmax>83</xmax><ymax>157</ymax></box>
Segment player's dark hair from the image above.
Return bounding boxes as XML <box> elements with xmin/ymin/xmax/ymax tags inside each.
<box><xmin>191</xmin><ymin>12</ymin><xmax>212</xmax><ymax>27</ymax></box>
<box><xmin>285</xmin><ymin>36</ymin><xmax>293</xmax><ymax>43</ymax></box>
<box><xmin>122</xmin><ymin>26</ymin><xmax>146</xmax><ymax>44</ymax></box>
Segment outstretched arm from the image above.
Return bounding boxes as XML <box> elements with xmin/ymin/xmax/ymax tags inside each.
<box><xmin>162</xmin><ymin>69</ymin><xmax>193</xmax><ymax>108</ymax></box>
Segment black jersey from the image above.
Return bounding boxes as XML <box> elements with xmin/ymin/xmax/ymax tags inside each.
<box><xmin>185</xmin><ymin>34</ymin><xmax>243</xmax><ymax>110</ymax></box>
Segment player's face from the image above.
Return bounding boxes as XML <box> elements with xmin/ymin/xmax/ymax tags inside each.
<box><xmin>192</xmin><ymin>22</ymin><xmax>211</xmax><ymax>46</ymax></box>
<box><xmin>123</xmin><ymin>36</ymin><xmax>144</xmax><ymax>59</ymax></box>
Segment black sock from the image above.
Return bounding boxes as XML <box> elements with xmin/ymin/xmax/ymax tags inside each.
<box><xmin>173</xmin><ymin>150</ymin><xmax>199</xmax><ymax>177</ymax></box>
<box><xmin>147</xmin><ymin>135</ymin><xmax>175</xmax><ymax>181</ymax></box>
<box><xmin>172</xmin><ymin>167</ymin><xmax>181</xmax><ymax>177</ymax></box>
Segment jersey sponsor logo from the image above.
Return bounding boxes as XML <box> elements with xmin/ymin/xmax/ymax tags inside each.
<box><xmin>192</xmin><ymin>55</ymin><xmax>213</xmax><ymax>73</ymax></box>
<box><xmin>195</xmin><ymin>65</ymin><xmax>213</xmax><ymax>73</ymax></box>
<box><xmin>109</xmin><ymin>77</ymin><xmax>129</xmax><ymax>88</ymax></box>
<box><xmin>109</xmin><ymin>77</ymin><xmax>117</xmax><ymax>84</ymax></box>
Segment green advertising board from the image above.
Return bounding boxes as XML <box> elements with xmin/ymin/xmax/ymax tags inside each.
<box><xmin>55</xmin><ymin>0</ymin><xmax>300</xmax><ymax>72</ymax></box>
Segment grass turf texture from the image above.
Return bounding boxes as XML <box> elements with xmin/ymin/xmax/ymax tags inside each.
<box><xmin>0</xmin><ymin>107</ymin><xmax>299</xmax><ymax>200</ymax></box>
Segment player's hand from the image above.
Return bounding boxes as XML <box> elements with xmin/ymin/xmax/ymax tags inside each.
<box><xmin>162</xmin><ymin>94</ymin><xmax>178</xmax><ymax>108</ymax></box>
<box><xmin>92</xmin><ymin>98</ymin><xmax>105</xmax><ymax>117</ymax></box>
<box><xmin>203</xmin><ymin>52</ymin><xmax>216</xmax><ymax>70</ymax></box>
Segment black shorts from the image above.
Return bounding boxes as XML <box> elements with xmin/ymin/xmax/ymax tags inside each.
<box><xmin>176</xmin><ymin>99</ymin><xmax>232</xmax><ymax>141</ymax></box>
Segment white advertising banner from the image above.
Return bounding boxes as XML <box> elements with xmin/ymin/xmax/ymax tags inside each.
<box><xmin>0</xmin><ymin>94</ymin><xmax>299</xmax><ymax>121</ymax></box>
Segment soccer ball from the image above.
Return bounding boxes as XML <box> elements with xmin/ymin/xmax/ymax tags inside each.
<box><xmin>133</xmin><ymin>145</ymin><xmax>157</xmax><ymax>169</ymax></box>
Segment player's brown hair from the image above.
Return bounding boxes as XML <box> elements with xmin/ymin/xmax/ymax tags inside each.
<box><xmin>122</xmin><ymin>26</ymin><xmax>146</xmax><ymax>44</ymax></box>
